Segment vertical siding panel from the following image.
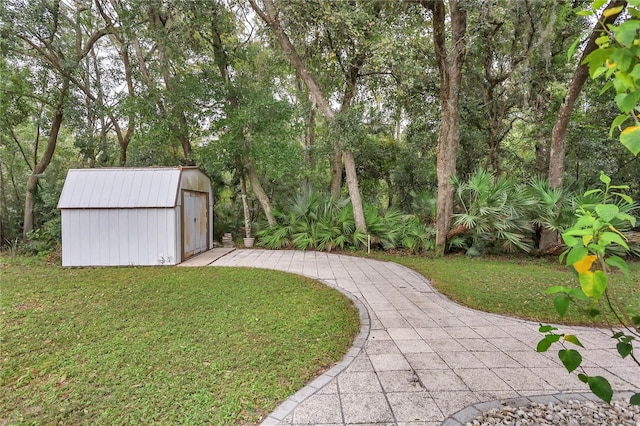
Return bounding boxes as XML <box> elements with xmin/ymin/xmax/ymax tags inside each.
<box><xmin>89</xmin><ymin>211</ymin><xmax>101</xmax><ymax>265</ymax></box>
<box><xmin>148</xmin><ymin>209</ymin><xmax>159</xmax><ymax>265</ymax></box>
<box><xmin>61</xmin><ymin>211</ymin><xmax>70</xmax><ymax>266</ymax></box>
<box><xmin>156</xmin><ymin>209</ymin><xmax>169</xmax><ymax>265</ymax></box>
<box><xmin>94</xmin><ymin>210</ymin><xmax>103</xmax><ymax>265</ymax></box>
<box><xmin>107</xmin><ymin>210</ymin><xmax>118</xmax><ymax>266</ymax></box>
<box><xmin>71</xmin><ymin>210</ymin><xmax>83</xmax><ymax>266</ymax></box>
<box><xmin>168</xmin><ymin>208</ymin><xmax>178</xmax><ymax>264</ymax></box>
<box><xmin>118</xmin><ymin>209</ymin><xmax>129</xmax><ymax>265</ymax></box>
<box><xmin>61</xmin><ymin>210</ymin><xmax>76</xmax><ymax>266</ymax></box>
<box><xmin>127</xmin><ymin>210</ymin><xmax>137</xmax><ymax>265</ymax></box>
<box><xmin>77</xmin><ymin>210</ymin><xmax>91</xmax><ymax>266</ymax></box>
<box><xmin>137</xmin><ymin>209</ymin><xmax>148</xmax><ymax>264</ymax></box>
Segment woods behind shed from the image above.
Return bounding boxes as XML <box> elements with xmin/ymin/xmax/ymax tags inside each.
<box><xmin>57</xmin><ymin>167</ymin><xmax>213</xmax><ymax>267</ymax></box>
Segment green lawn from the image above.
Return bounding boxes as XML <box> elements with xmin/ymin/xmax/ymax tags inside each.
<box><xmin>0</xmin><ymin>259</ymin><xmax>359</xmax><ymax>425</ymax></box>
<box><xmin>377</xmin><ymin>253</ymin><xmax>640</xmax><ymax>326</ymax></box>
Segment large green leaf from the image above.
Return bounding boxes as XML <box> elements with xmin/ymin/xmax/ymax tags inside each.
<box><xmin>537</xmin><ymin>334</ymin><xmax>561</xmax><ymax>352</ymax></box>
<box><xmin>558</xmin><ymin>349</ymin><xmax>582</xmax><ymax>373</ymax></box>
<box><xmin>564</xmin><ymin>334</ymin><xmax>584</xmax><ymax>348</ymax></box>
<box><xmin>538</xmin><ymin>324</ymin><xmax>558</xmax><ymax>333</ymax></box>
<box><xmin>615</xmin><ymin>91</ymin><xmax>640</xmax><ymax>113</ymax></box>
<box><xmin>620</xmin><ymin>125</ymin><xmax>640</xmax><ymax>155</ymax></box>
<box><xmin>595</xmin><ymin>204</ymin><xmax>619</xmax><ymax>222</ymax></box>
<box><xmin>630</xmin><ymin>393</ymin><xmax>640</xmax><ymax>405</ymax></box>
<box><xmin>613</xmin><ymin>20</ymin><xmax>640</xmax><ymax>47</ymax></box>
<box><xmin>599</xmin><ymin>231</ymin><xmax>629</xmax><ymax>249</ymax></box>
<box><xmin>553</xmin><ymin>294</ymin><xmax>570</xmax><ymax>317</ymax></box>
<box><xmin>579</xmin><ymin>271</ymin><xmax>608</xmax><ymax>300</ymax></box>
<box><xmin>588</xmin><ymin>376</ymin><xmax>613</xmax><ymax>403</ymax></box>
<box><xmin>606</xmin><ymin>255</ymin><xmax>631</xmax><ymax>277</ymax></box>
<box><xmin>562</xmin><ymin>233</ymin><xmax>579</xmax><ymax>247</ymax></box>
<box><xmin>566</xmin><ymin>246</ymin><xmax>588</xmax><ymax>266</ymax></box>
<box><xmin>617</xmin><ymin>341</ymin><xmax>633</xmax><ymax>358</ymax></box>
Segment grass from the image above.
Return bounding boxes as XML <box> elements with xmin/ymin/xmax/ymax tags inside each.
<box><xmin>375</xmin><ymin>253</ymin><xmax>640</xmax><ymax>326</ymax></box>
<box><xmin>0</xmin><ymin>258</ymin><xmax>359</xmax><ymax>425</ymax></box>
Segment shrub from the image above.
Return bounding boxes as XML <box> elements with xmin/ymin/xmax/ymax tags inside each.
<box><xmin>451</xmin><ymin>169</ymin><xmax>536</xmax><ymax>255</ymax></box>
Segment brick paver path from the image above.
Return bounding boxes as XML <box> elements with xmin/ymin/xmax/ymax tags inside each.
<box><xmin>211</xmin><ymin>249</ymin><xmax>639</xmax><ymax>425</ymax></box>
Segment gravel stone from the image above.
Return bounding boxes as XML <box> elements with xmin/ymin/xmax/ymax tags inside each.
<box><xmin>467</xmin><ymin>399</ymin><xmax>640</xmax><ymax>425</ymax></box>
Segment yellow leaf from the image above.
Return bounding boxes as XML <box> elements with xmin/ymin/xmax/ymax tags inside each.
<box><xmin>582</xmin><ymin>235</ymin><xmax>593</xmax><ymax>246</ymax></box>
<box><xmin>621</xmin><ymin>125</ymin><xmax>640</xmax><ymax>135</ymax></box>
<box><xmin>603</xmin><ymin>5</ymin><xmax>624</xmax><ymax>17</ymax></box>
<box><xmin>573</xmin><ymin>255</ymin><xmax>597</xmax><ymax>273</ymax></box>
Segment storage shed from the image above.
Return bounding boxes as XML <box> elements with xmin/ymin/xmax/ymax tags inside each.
<box><xmin>57</xmin><ymin>167</ymin><xmax>213</xmax><ymax>267</ymax></box>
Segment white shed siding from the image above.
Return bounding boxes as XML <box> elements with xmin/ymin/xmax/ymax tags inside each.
<box><xmin>61</xmin><ymin>207</ymin><xmax>178</xmax><ymax>266</ymax></box>
<box><xmin>59</xmin><ymin>167</ymin><xmax>212</xmax><ymax>267</ymax></box>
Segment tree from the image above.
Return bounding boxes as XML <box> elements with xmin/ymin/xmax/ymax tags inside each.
<box><xmin>249</xmin><ymin>0</ymin><xmax>368</xmax><ymax>233</ymax></box>
<box><xmin>548</xmin><ymin>0</ymin><xmax>627</xmax><ymax>188</ymax></box>
<box><xmin>4</xmin><ymin>0</ymin><xmax>111</xmax><ymax>237</ymax></box>
<box><xmin>463</xmin><ymin>0</ymin><xmax>571</xmax><ymax>177</ymax></box>
<box><xmin>412</xmin><ymin>0</ymin><xmax>467</xmax><ymax>255</ymax></box>
<box><xmin>540</xmin><ymin>0</ymin><xmax>627</xmax><ymax>251</ymax></box>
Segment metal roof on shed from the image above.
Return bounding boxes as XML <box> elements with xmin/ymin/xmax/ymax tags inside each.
<box><xmin>58</xmin><ymin>168</ymin><xmax>183</xmax><ymax>208</ymax></box>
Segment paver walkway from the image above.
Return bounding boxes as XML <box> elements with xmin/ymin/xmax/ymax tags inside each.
<box><xmin>210</xmin><ymin>249</ymin><xmax>640</xmax><ymax>425</ymax></box>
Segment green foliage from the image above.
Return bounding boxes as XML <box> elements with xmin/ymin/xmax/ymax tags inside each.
<box><xmin>452</xmin><ymin>169</ymin><xmax>536</xmax><ymax>254</ymax></box>
<box><xmin>409</xmin><ymin>190</ymin><xmax>437</xmax><ymax>223</ymax></box>
<box><xmin>540</xmin><ymin>172</ymin><xmax>640</xmax><ymax>404</ymax></box>
<box><xmin>527</xmin><ymin>177</ymin><xmax>577</xmax><ymax>237</ymax></box>
<box><xmin>401</xmin><ymin>217</ymin><xmax>436</xmax><ymax>254</ymax></box>
<box><xmin>257</xmin><ymin>187</ymin><xmax>436</xmax><ymax>253</ymax></box>
<box><xmin>257</xmin><ymin>187</ymin><xmax>355</xmax><ymax>251</ymax></box>
<box><xmin>582</xmin><ymin>0</ymin><xmax>640</xmax><ymax>156</ymax></box>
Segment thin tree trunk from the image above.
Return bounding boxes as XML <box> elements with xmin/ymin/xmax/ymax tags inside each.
<box><xmin>304</xmin><ymin>102</ymin><xmax>315</xmax><ymax>170</ymax></box>
<box><xmin>343</xmin><ymin>149</ymin><xmax>365</xmax><ymax>227</ymax></box>
<box><xmin>542</xmin><ymin>0</ymin><xmax>626</xmax><ymax>250</ymax></box>
<box><xmin>0</xmin><ymin>162</ymin><xmax>6</xmax><ymax>243</ymax></box>
<box><xmin>535</xmin><ymin>135</ymin><xmax>549</xmax><ymax>176</ymax></box>
<box><xmin>24</xmin><ymin>80</ymin><xmax>69</xmax><ymax>238</ymax></box>
<box><xmin>239</xmin><ymin>171</ymin><xmax>252</xmax><ymax>237</ymax></box>
<box><xmin>244</xmin><ymin>158</ymin><xmax>276</xmax><ymax>226</ymax></box>
<box><xmin>148</xmin><ymin>6</ymin><xmax>193</xmax><ymax>163</ymax></box>
<box><xmin>548</xmin><ymin>0</ymin><xmax>626</xmax><ymax>188</ymax></box>
<box><xmin>330</xmin><ymin>145</ymin><xmax>343</xmax><ymax>198</ymax></box>
<box><xmin>206</xmin><ymin>10</ymin><xmax>276</xmax><ymax>226</ymax></box>
<box><xmin>249</xmin><ymin>0</ymin><xmax>368</xmax><ymax>233</ymax></box>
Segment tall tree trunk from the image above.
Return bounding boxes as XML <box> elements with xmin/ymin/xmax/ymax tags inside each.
<box><xmin>239</xmin><ymin>170</ymin><xmax>252</xmax><ymax>237</ymax></box>
<box><xmin>421</xmin><ymin>0</ymin><xmax>467</xmax><ymax>256</ymax></box>
<box><xmin>542</xmin><ymin>0</ymin><xmax>626</xmax><ymax>250</ymax></box>
<box><xmin>548</xmin><ymin>0</ymin><xmax>626</xmax><ymax>188</ymax></box>
<box><xmin>330</xmin><ymin>146</ymin><xmax>343</xmax><ymax>199</ymax></box>
<box><xmin>206</xmin><ymin>9</ymin><xmax>276</xmax><ymax>227</ymax></box>
<box><xmin>0</xmin><ymin>162</ymin><xmax>6</xmax><ymax>243</ymax></box>
<box><xmin>549</xmin><ymin>0</ymin><xmax>627</xmax><ymax>188</ymax></box>
<box><xmin>23</xmin><ymin>80</ymin><xmax>69</xmax><ymax>238</ymax></box>
<box><xmin>250</xmin><ymin>0</ymin><xmax>368</xmax><ymax>233</ymax></box>
<box><xmin>304</xmin><ymin>101</ymin><xmax>315</xmax><ymax>171</ymax></box>
<box><xmin>147</xmin><ymin>5</ymin><xmax>193</xmax><ymax>163</ymax></box>
<box><xmin>244</xmin><ymin>158</ymin><xmax>276</xmax><ymax>226</ymax></box>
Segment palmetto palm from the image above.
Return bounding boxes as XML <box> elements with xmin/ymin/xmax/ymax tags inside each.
<box><xmin>452</xmin><ymin>169</ymin><xmax>536</xmax><ymax>254</ymax></box>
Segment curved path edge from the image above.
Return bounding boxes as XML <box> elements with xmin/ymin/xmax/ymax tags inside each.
<box><xmin>209</xmin><ymin>249</ymin><xmax>639</xmax><ymax>426</ymax></box>
<box><xmin>260</xmin><ymin>281</ymin><xmax>371</xmax><ymax>426</ymax></box>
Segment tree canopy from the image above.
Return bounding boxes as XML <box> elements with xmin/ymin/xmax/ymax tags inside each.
<box><xmin>1</xmin><ymin>0</ymin><xmax>638</xmax><ymax>255</ymax></box>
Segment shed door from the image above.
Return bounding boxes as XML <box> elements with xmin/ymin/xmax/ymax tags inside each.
<box><xmin>182</xmin><ymin>190</ymin><xmax>209</xmax><ymax>259</ymax></box>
